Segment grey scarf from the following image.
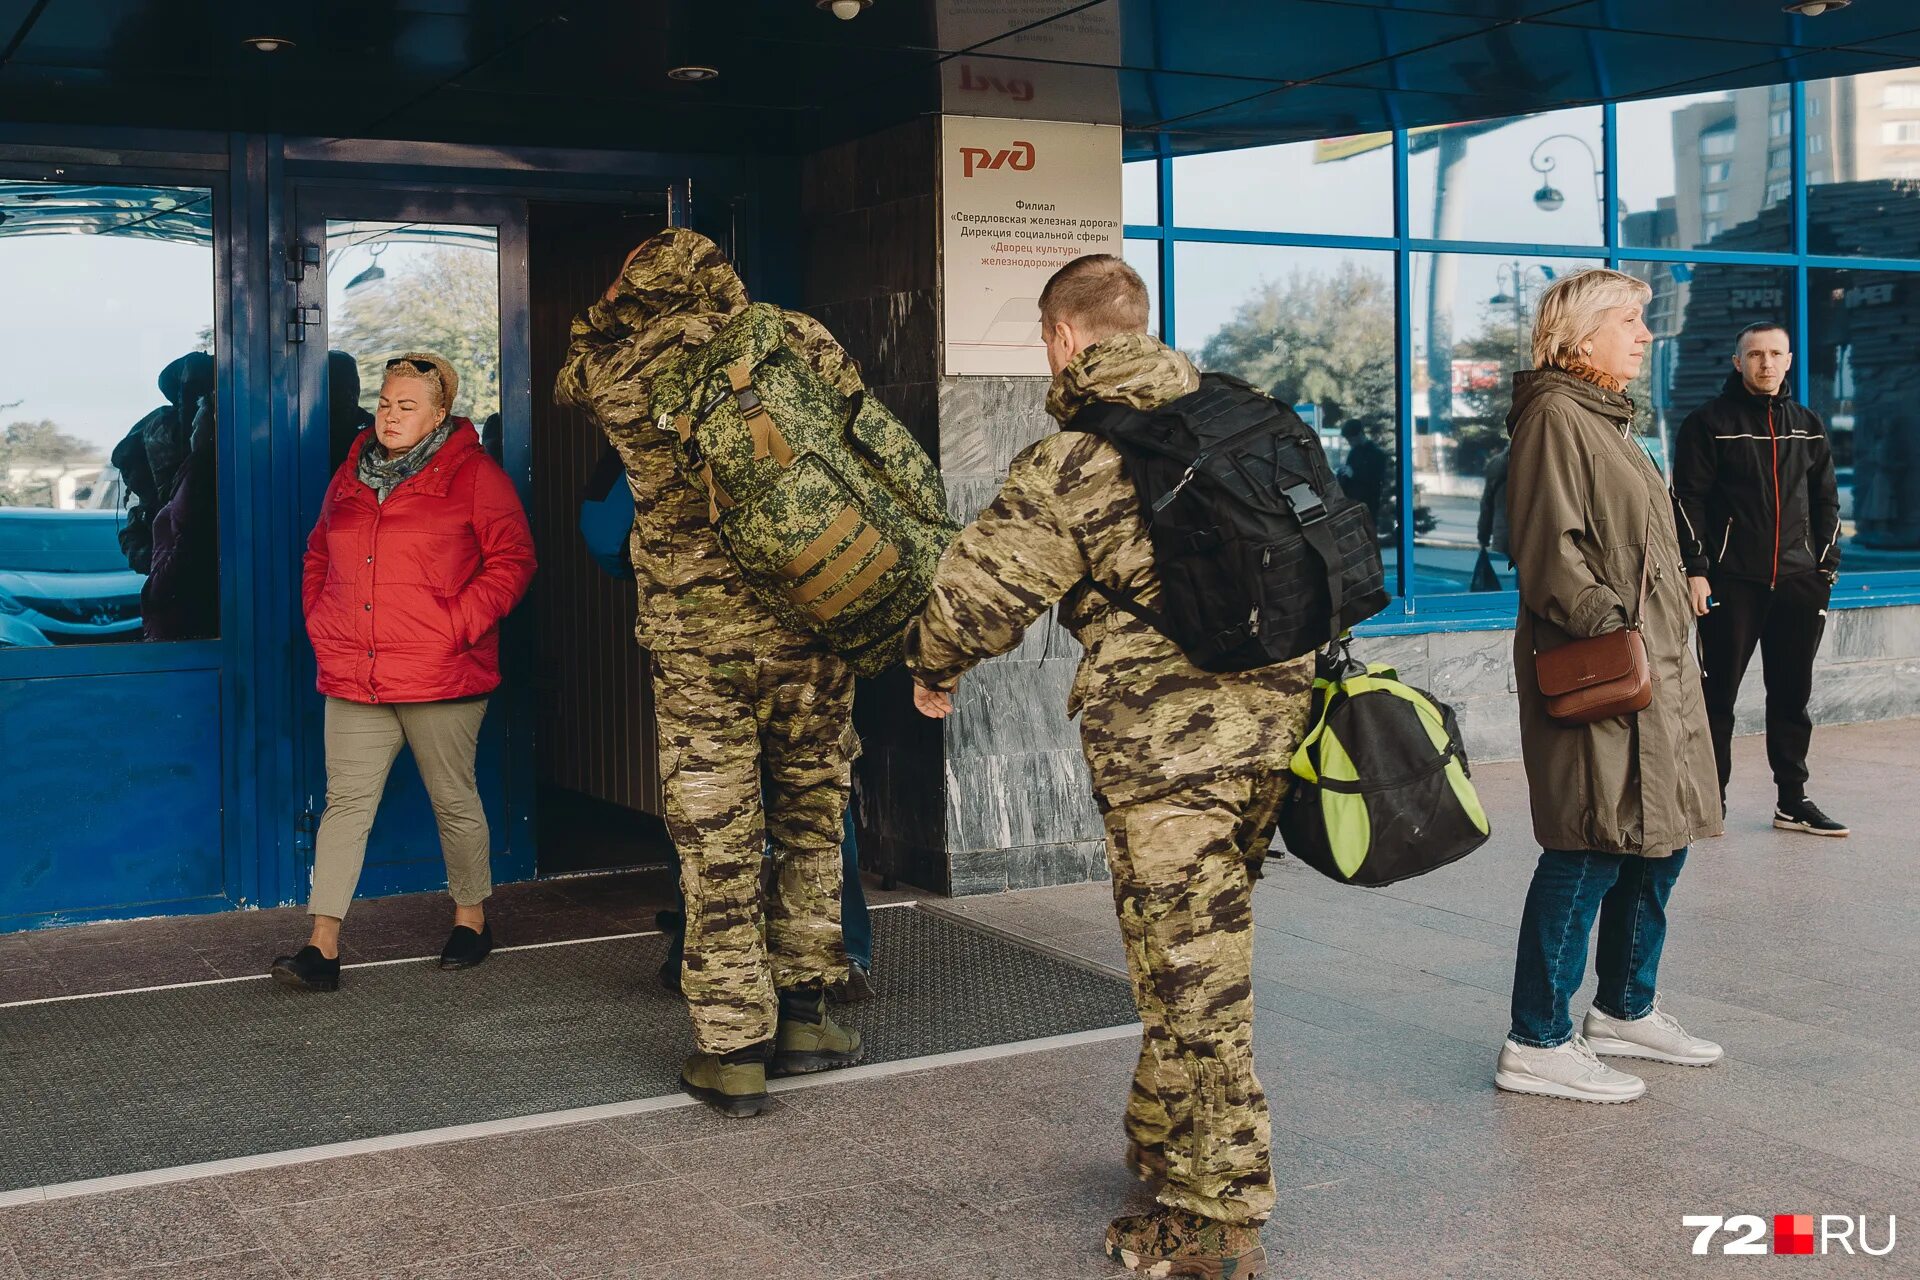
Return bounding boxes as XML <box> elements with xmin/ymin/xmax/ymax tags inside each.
<box><xmin>357</xmin><ymin>418</ymin><xmax>454</xmax><ymax>504</ymax></box>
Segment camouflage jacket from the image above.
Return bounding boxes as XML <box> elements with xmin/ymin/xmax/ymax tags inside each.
<box><xmin>554</xmin><ymin>228</ymin><xmax>863</xmax><ymax>652</ymax></box>
<box><xmin>907</xmin><ymin>332</ymin><xmax>1314</xmax><ymax>808</ymax></box>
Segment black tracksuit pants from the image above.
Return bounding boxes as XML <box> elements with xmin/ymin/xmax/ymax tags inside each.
<box><xmin>1697</xmin><ymin>571</ymin><xmax>1829</xmax><ymax>806</ymax></box>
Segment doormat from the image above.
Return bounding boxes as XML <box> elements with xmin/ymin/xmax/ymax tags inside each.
<box><xmin>0</xmin><ymin>906</ymin><xmax>1135</xmax><ymax>1192</ymax></box>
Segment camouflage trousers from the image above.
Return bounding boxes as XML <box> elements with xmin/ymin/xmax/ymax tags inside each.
<box><xmin>651</xmin><ymin>641</ymin><xmax>857</xmax><ymax>1055</ymax></box>
<box><xmin>1103</xmin><ymin>771</ymin><xmax>1290</xmax><ymax>1226</ymax></box>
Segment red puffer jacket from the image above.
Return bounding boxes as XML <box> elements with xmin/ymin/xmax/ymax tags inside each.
<box><xmin>303</xmin><ymin>421</ymin><xmax>535</xmax><ymax>704</ymax></box>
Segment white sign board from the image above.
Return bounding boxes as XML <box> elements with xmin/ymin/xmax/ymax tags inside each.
<box><xmin>941</xmin><ymin>116</ymin><xmax>1123</xmax><ymax>377</ymax></box>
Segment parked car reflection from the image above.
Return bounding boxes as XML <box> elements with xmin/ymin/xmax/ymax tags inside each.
<box><xmin>0</xmin><ymin>507</ymin><xmax>144</xmax><ymax>644</ymax></box>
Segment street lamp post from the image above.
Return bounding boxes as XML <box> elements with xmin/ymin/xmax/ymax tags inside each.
<box><xmin>1489</xmin><ymin>262</ymin><xmax>1554</xmax><ymax>367</ymax></box>
<box><xmin>1528</xmin><ymin>132</ymin><xmax>1605</xmax><ymax>238</ymax></box>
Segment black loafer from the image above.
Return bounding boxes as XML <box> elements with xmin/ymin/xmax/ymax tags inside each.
<box><xmin>439</xmin><ymin>922</ymin><xmax>493</xmax><ymax>970</ymax></box>
<box><xmin>270</xmin><ymin>946</ymin><xmax>341</xmax><ymax>992</ymax></box>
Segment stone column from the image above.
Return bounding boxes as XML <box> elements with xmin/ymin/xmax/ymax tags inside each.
<box><xmin>798</xmin><ymin>119</ymin><xmax>1106</xmax><ymax>895</ymax></box>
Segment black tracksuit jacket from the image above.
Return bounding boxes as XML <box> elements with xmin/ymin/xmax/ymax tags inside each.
<box><xmin>1671</xmin><ymin>372</ymin><xmax>1842</xmax><ymax>585</ymax></box>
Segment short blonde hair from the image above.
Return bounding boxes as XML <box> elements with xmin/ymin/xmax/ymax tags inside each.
<box><xmin>1039</xmin><ymin>255</ymin><xmax>1151</xmax><ymax>343</ymax></box>
<box><xmin>1531</xmin><ymin>269</ymin><xmax>1652</xmax><ymax>370</ymax></box>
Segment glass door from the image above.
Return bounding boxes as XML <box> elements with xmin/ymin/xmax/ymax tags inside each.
<box><xmin>288</xmin><ymin>188</ymin><xmax>533</xmax><ymax>904</ymax></box>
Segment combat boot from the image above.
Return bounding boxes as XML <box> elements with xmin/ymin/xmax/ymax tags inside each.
<box><xmin>1105</xmin><ymin>1206</ymin><xmax>1265</xmax><ymax>1278</ymax></box>
<box><xmin>770</xmin><ymin>983</ymin><xmax>864</xmax><ymax>1077</ymax></box>
<box><xmin>680</xmin><ymin>1043</ymin><xmax>772</xmax><ymax>1118</ymax></box>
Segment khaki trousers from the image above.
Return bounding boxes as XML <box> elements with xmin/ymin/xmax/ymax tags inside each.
<box><xmin>308</xmin><ymin>696</ymin><xmax>492</xmax><ymax>920</ymax></box>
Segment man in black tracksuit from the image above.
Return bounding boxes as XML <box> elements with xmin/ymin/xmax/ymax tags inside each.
<box><xmin>1672</xmin><ymin>321</ymin><xmax>1847</xmax><ymax>837</ymax></box>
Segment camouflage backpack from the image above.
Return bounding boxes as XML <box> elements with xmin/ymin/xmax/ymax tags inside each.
<box><xmin>648</xmin><ymin>302</ymin><xmax>957</xmax><ymax>675</ymax></box>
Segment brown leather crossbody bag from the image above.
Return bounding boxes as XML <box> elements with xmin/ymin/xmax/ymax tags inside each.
<box><xmin>1533</xmin><ymin>530</ymin><xmax>1653</xmax><ymax>725</ymax></box>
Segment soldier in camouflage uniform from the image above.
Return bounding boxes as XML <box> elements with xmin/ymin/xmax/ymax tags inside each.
<box><xmin>907</xmin><ymin>255</ymin><xmax>1310</xmax><ymax>1278</ymax></box>
<box><xmin>555</xmin><ymin>228</ymin><xmax>862</xmax><ymax>1117</ymax></box>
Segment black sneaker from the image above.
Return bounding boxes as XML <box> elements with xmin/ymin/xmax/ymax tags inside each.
<box><xmin>269</xmin><ymin>945</ymin><xmax>341</xmax><ymax>992</ymax></box>
<box><xmin>1773</xmin><ymin>798</ymin><xmax>1849</xmax><ymax>837</ymax></box>
<box><xmin>439</xmin><ymin>922</ymin><xmax>493</xmax><ymax>969</ymax></box>
<box><xmin>828</xmin><ymin>960</ymin><xmax>875</xmax><ymax>1004</ymax></box>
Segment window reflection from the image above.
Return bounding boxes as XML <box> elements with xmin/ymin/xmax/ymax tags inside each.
<box><xmin>0</xmin><ymin>181</ymin><xmax>217</xmax><ymax>647</ymax></box>
<box><xmin>1171</xmin><ymin>137</ymin><xmax>1392</xmax><ymax>238</ymax></box>
<box><xmin>1617</xmin><ymin>87</ymin><xmax>1790</xmax><ymax>253</ymax></box>
<box><xmin>1122</xmin><ymin>238</ymin><xmax>1162</xmax><ymax>338</ymax></box>
<box><xmin>1804</xmin><ymin>71</ymin><xmax>1920</xmax><ymax>259</ymax></box>
<box><xmin>1410</xmin><ymin>253</ymin><xmax>1601</xmax><ymax>595</ymax></box>
<box><xmin>1619</xmin><ymin>261</ymin><xmax>1794</xmax><ymax>486</ymax></box>
<box><xmin>325</xmin><ymin>221</ymin><xmax>502</xmax><ymax>470</ymax></box>
<box><xmin>1408</xmin><ymin>107</ymin><xmax>1605</xmax><ymax>247</ymax></box>
<box><xmin>1808</xmin><ymin>268</ymin><xmax>1920</xmax><ymax>569</ymax></box>
<box><xmin>1174</xmin><ymin>242</ymin><xmax>1399</xmax><ymax>592</ymax></box>
<box><xmin>1123</xmin><ymin>159</ymin><xmax>1159</xmax><ymax>226</ymax></box>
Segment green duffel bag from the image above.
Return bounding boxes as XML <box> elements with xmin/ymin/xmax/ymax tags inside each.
<box><xmin>648</xmin><ymin>302</ymin><xmax>958</xmax><ymax>675</ymax></box>
<box><xmin>1277</xmin><ymin>642</ymin><xmax>1491</xmax><ymax>886</ymax></box>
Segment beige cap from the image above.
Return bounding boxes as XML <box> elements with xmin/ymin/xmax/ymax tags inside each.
<box><xmin>383</xmin><ymin>350</ymin><xmax>460</xmax><ymax>412</ymax></box>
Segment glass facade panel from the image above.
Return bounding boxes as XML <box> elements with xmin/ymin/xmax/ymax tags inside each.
<box><xmin>324</xmin><ymin>221</ymin><xmax>502</xmax><ymax>471</ymax></box>
<box><xmin>1805</xmin><ymin>71</ymin><xmax>1920</xmax><ymax>259</ymax></box>
<box><xmin>0</xmin><ymin>181</ymin><xmax>218</xmax><ymax>646</ymax></box>
<box><xmin>1808</xmin><ymin>268</ymin><xmax>1920</xmax><ymax>570</ymax></box>
<box><xmin>1408</xmin><ymin>106</ymin><xmax>1605</xmax><ymax>247</ymax></box>
<box><xmin>1619</xmin><ymin>260</ymin><xmax>1795</xmax><ymax>484</ymax></box>
<box><xmin>1172</xmin><ymin>137</ymin><xmax>1393</xmax><ymax>237</ymax></box>
<box><xmin>1173</xmin><ymin>242</ymin><xmax>1399</xmax><ymax>593</ymax></box>
<box><xmin>1122</xmin><ymin>238</ymin><xmax>1162</xmax><ymax>338</ymax></box>
<box><xmin>1410</xmin><ymin>253</ymin><xmax>1600</xmax><ymax>596</ymax></box>
<box><xmin>1123</xmin><ymin>158</ymin><xmax>1159</xmax><ymax>226</ymax></box>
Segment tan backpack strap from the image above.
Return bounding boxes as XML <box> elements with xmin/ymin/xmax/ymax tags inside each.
<box><xmin>700</xmin><ymin>462</ymin><xmax>733</xmax><ymax>524</ymax></box>
<box><xmin>811</xmin><ymin>544</ymin><xmax>900</xmax><ymax>621</ymax></box>
<box><xmin>726</xmin><ymin>361</ymin><xmax>795</xmax><ymax>466</ymax></box>
<box><xmin>791</xmin><ymin>526</ymin><xmax>882</xmax><ymax>608</ymax></box>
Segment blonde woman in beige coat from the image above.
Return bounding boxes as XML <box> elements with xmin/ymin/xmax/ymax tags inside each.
<box><xmin>1494</xmin><ymin>269</ymin><xmax>1725</xmax><ymax>1105</ymax></box>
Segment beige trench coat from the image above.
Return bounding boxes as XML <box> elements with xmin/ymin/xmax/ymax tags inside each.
<box><xmin>1507</xmin><ymin>369</ymin><xmax>1723</xmax><ymax>856</ymax></box>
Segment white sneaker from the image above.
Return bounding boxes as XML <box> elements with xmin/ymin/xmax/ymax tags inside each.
<box><xmin>1583</xmin><ymin>1000</ymin><xmax>1723</xmax><ymax>1067</ymax></box>
<box><xmin>1494</xmin><ymin>1034</ymin><xmax>1647</xmax><ymax>1103</ymax></box>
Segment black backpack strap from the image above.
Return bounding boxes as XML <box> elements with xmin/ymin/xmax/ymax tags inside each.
<box><xmin>1277</xmin><ymin>474</ymin><xmax>1346</xmax><ymax>645</ymax></box>
<box><xmin>1064</xmin><ymin>399</ymin><xmax>1148</xmax><ymax>437</ymax></box>
<box><xmin>1088</xmin><ymin>577</ymin><xmax>1169</xmax><ymax>634</ymax></box>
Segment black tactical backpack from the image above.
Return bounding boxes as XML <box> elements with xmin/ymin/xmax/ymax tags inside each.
<box><xmin>1068</xmin><ymin>373</ymin><xmax>1389</xmax><ymax>672</ymax></box>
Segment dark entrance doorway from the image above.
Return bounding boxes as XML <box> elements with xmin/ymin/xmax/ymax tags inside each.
<box><xmin>526</xmin><ymin>199</ymin><xmax>673</xmax><ymax>876</ymax></box>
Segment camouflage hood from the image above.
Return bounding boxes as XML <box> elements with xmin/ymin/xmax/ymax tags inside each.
<box><xmin>1046</xmin><ymin>331</ymin><xmax>1200</xmax><ymax>424</ymax></box>
<box><xmin>600</xmin><ymin>228</ymin><xmax>750</xmax><ymax>377</ymax></box>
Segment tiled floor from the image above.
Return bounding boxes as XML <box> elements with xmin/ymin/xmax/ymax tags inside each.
<box><xmin>3</xmin><ymin>721</ymin><xmax>1917</xmax><ymax>1277</ymax></box>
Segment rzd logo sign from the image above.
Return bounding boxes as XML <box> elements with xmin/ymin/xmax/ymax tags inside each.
<box><xmin>960</xmin><ymin>141</ymin><xmax>1035</xmax><ymax>178</ymax></box>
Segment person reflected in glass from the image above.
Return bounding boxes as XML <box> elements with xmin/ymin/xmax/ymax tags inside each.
<box><xmin>1473</xmin><ymin>444</ymin><xmax>1510</xmax><ymax>592</ymax></box>
<box><xmin>272</xmin><ymin>352</ymin><xmax>535</xmax><ymax>991</ymax></box>
<box><xmin>142</xmin><ymin>386</ymin><xmax>219</xmax><ymax>640</ymax></box>
<box><xmin>327</xmin><ymin>350</ymin><xmax>375</xmax><ymax>473</ymax></box>
<box><xmin>1337</xmin><ymin>418</ymin><xmax>1389</xmax><ymax>534</ymax></box>
<box><xmin>1497</xmin><ymin>269</ymin><xmax>1724</xmax><ymax>1105</ymax></box>
<box><xmin>110</xmin><ymin>351</ymin><xmax>214</xmax><ymax>576</ymax></box>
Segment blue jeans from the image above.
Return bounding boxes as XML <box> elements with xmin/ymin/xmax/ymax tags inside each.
<box><xmin>1508</xmin><ymin>847</ymin><xmax>1689</xmax><ymax>1048</ymax></box>
<box><xmin>841</xmin><ymin>809</ymin><xmax>871</xmax><ymax>970</ymax></box>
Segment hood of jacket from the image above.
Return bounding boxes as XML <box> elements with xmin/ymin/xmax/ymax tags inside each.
<box><xmin>1046</xmin><ymin>331</ymin><xmax>1201</xmax><ymax>423</ymax></box>
<box><xmin>600</xmin><ymin>228</ymin><xmax>750</xmax><ymax>375</ymax></box>
<box><xmin>159</xmin><ymin>351</ymin><xmax>215</xmax><ymax>409</ymax></box>
<box><xmin>1507</xmin><ymin>366</ymin><xmax>1635</xmax><ymax>437</ymax></box>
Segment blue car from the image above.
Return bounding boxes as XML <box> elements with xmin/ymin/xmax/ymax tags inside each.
<box><xmin>0</xmin><ymin>507</ymin><xmax>144</xmax><ymax>645</ymax></box>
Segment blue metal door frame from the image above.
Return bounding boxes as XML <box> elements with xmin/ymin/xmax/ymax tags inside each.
<box><xmin>283</xmin><ymin>185</ymin><xmax>537</xmax><ymax>903</ymax></box>
<box><xmin>0</xmin><ymin>146</ymin><xmax>254</xmax><ymax>929</ymax></box>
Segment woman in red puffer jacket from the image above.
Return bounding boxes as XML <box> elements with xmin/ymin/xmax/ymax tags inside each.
<box><xmin>272</xmin><ymin>351</ymin><xmax>535</xmax><ymax>992</ymax></box>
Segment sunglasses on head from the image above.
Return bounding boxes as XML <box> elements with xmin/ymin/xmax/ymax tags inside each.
<box><xmin>386</xmin><ymin>357</ymin><xmax>437</xmax><ymax>375</ymax></box>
